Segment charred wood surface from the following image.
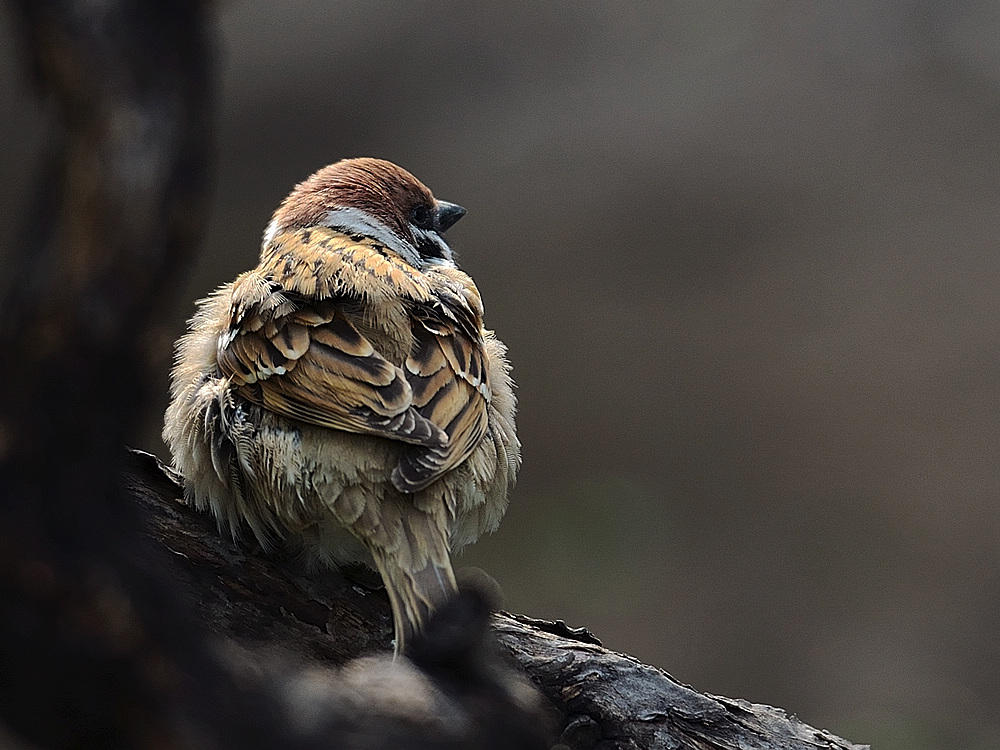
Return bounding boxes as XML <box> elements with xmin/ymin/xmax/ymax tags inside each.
<box><xmin>128</xmin><ymin>450</ymin><xmax>867</xmax><ymax>750</ymax></box>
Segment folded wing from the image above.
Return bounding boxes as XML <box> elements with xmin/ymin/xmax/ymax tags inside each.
<box><xmin>394</xmin><ymin>298</ymin><xmax>490</xmax><ymax>492</ymax></box>
<box><xmin>218</xmin><ymin>281</ymin><xmax>447</xmax><ymax>449</ymax></box>
<box><xmin>217</xmin><ymin>271</ymin><xmax>490</xmax><ymax>492</ymax></box>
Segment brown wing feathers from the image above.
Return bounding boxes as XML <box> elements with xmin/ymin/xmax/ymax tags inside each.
<box><xmin>394</xmin><ymin>307</ymin><xmax>490</xmax><ymax>492</ymax></box>
<box><xmin>218</xmin><ymin>286</ymin><xmax>447</xmax><ymax>449</ymax></box>
<box><xmin>217</xmin><ymin>258</ymin><xmax>490</xmax><ymax>493</ymax></box>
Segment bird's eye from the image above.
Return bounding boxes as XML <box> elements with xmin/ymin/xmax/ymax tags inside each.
<box><xmin>410</xmin><ymin>205</ymin><xmax>433</xmax><ymax>230</ymax></box>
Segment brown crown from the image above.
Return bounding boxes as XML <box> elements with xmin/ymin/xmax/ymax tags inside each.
<box><xmin>269</xmin><ymin>158</ymin><xmax>436</xmax><ymax>242</ymax></box>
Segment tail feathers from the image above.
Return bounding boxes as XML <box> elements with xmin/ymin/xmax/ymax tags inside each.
<box><xmin>369</xmin><ymin>512</ymin><xmax>458</xmax><ymax>656</ymax></box>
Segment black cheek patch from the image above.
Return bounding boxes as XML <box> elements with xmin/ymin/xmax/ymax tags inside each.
<box><xmin>416</xmin><ymin>232</ymin><xmax>448</xmax><ymax>261</ymax></box>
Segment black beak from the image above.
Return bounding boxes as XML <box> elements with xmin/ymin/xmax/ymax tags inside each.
<box><xmin>435</xmin><ymin>201</ymin><xmax>466</xmax><ymax>232</ymax></box>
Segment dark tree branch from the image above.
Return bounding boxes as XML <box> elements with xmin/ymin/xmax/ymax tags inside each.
<box><xmin>128</xmin><ymin>451</ymin><xmax>867</xmax><ymax>750</ymax></box>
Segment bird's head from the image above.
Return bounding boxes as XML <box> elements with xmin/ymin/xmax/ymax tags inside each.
<box><xmin>264</xmin><ymin>157</ymin><xmax>466</xmax><ymax>269</ymax></box>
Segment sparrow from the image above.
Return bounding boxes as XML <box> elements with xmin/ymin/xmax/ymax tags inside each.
<box><xmin>163</xmin><ymin>158</ymin><xmax>519</xmax><ymax>654</ymax></box>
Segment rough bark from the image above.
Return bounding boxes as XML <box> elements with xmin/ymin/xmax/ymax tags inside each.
<box><xmin>128</xmin><ymin>450</ymin><xmax>867</xmax><ymax>750</ymax></box>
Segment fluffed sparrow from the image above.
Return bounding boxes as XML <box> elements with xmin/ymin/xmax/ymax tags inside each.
<box><xmin>163</xmin><ymin>158</ymin><xmax>519</xmax><ymax>653</ymax></box>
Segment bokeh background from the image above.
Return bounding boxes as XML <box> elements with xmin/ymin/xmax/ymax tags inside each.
<box><xmin>3</xmin><ymin>3</ymin><xmax>999</xmax><ymax>748</ymax></box>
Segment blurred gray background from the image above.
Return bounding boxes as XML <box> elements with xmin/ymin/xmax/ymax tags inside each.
<box><xmin>3</xmin><ymin>3</ymin><xmax>999</xmax><ymax>748</ymax></box>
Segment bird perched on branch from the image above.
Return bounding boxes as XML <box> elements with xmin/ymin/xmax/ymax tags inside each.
<box><xmin>163</xmin><ymin>158</ymin><xmax>519</xmax><ymax>653</ymax></box>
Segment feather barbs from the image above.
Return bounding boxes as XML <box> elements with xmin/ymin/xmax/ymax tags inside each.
<box><xmin>260</xmin><ymin>227</ymin><xmax>433</xmax><ymax>303</ymax></box>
